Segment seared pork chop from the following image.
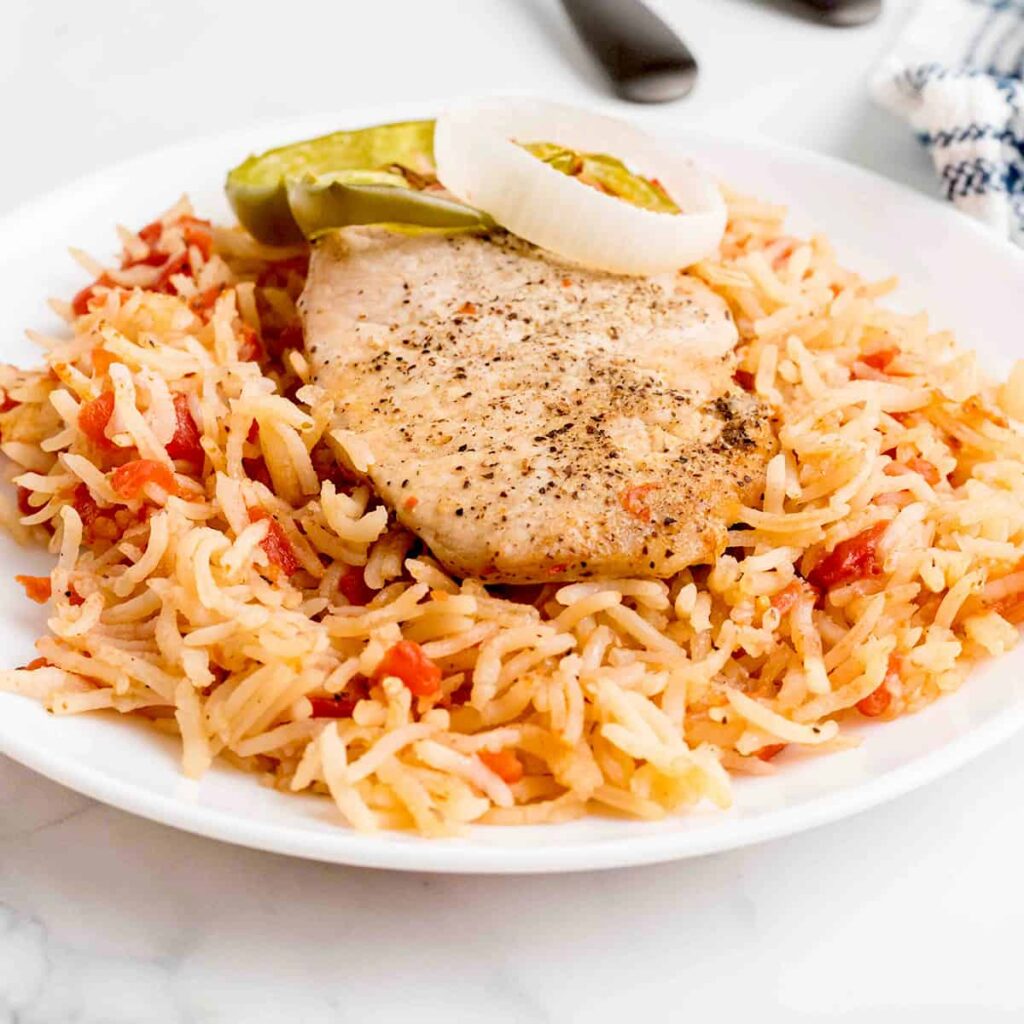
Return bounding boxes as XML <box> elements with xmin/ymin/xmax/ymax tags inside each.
<box><xmin>301</xmin><ymin>230</ymin><xmax>773</xmax><ymax>583</ymax></box>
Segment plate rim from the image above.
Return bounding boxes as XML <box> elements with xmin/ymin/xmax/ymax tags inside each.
<box><xmin>2</xmin><ymin>105</ymin><xmax>1023</xmax><ymax>873</ymax></box>
<box><xmin>4</xmin><ymin>690</ymin><xmax>1024</xmax><ymax>873</ymax></box>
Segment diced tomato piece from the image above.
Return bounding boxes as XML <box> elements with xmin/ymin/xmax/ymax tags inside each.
<box><xmin>180</xmin><ymin>216</ymin><xmax>213</xmax><ymax>261</ymax></box>
<box><xmin>861</xmin><ymin>347</ymin><xmax>899</xmax><ymax>371</ymax></box>
<box><xmin>885</xmin><ymin>654</ymin><xmax>902</xmax><ymax>684</ymax></box>
<box><xmin>994</xmin><ymin>594</ymin><xmax>1024</xmax><ymax>625</ymax></box>
<box><xmin>755</xmin><ymin>743</ymin><xmax>787</xmax><ymax>762</ymax></box>
<box><xmin>242</xmin><ymin>456</ymin><xmax>273</xmax><ymax>489</ymax></box>
<box><xmin>71</xmin><ymin>274</ymin><xmax>115</xmax><ymax>317</ymax></box>
<box><xmin>17</xmin><ymin>486</ymin><xmax>36</xmax><ymax>517</ymax></box>
<box><xmin>190</xmin><ymin>285</ymin><xmax>223</xmax><ymax>318</ymax></box>
<box><xmin>70</xmin><ymin>285</ymin><xmax>98</xmax><ymax>317</ymax></box>
<box><xmin>78</xmin><ymin>391</ymin><xmax>116</xmax><ymax>448</ymax></box>
<box><xmin>445</xmin><ymin>680</ymin><xmax>473</xmax><ymax>707</ymax></box>
<box><xmin>122</xmin><ymin>219</ymin><xmax>168</xmax><ymax>268</ymax></box>
<box><xmin>68</xmin><ymin>586</ymin><xmax>85</xmax><ymax>606</ymax></box>
<box><xmin>91</xmin><ymin>347</ymin><xmax>118</xmax><ymax>376</ymax></box>
<box><xmin>72</xmin><ymin>484</ymin><xmax>100</xmax><ymax>530</ymax></box>
<box><xmin>123</xmin><ymin>247</ymin><xmax>169</xmax><ymax>270</ymax></box>
<box><xmin>24</xmin><ymin>656</ymin><xmax>49</xmax><ymax>670</ymax></box>
<box><xmin>373</xmin><ymin>640</ymin><xmax>442</xmax><ymax>698</ymax></box>
<box><xmin>403</xmin><ymin>495</ymin><xmax>419</xmax><ymax>511</ymax></box>
<box><xmin>734</xmin><ymin>369</ymin><xmax>756</xmax><ymax>391</ymax></box>
<box><xmin>15</xmin><ymin>574</ymin><xmax>51</xmax><ymax>603</ymax></box>
<box><xmin>137</xmin><ymin>220</ymin><xmax>163</xmax><ymax>246</ymax></box>
<box><xmin>165</xmin><ymin>393</ymin><xmax>204</xmax><ymax>465</ymax></box>
<box><xmin>620</xmin><ymin>483</ymin><xmax>659</xmax><ymax>522</ymax></box>
<box><xmin>807</xmin><ymin>522</ymin><xmax>888</xmax><ymax>591</ymax></box>
<box><xmin>248</xmin><ymin>508</ymin><xmax>300</xmax><ymax>576</ymax></box>
<box><xmin>153</xmin><ymin>251</ymin><xmax>190</xmax><ymax>293</ymax></box>
<box><xmin>111</xmin><ymin>459</ymin><xmax>179</xmax><ymax>500</ymax></box>
<box><xmin>856</xmin><ymin>655</ymin><xmax>899</xmax><ymax>716</ymax></box>
<box><xmin>478</xmin><ymin>748</ymin><xmax>525</xmax><ymax>784</ymax></box>
<box><xmin>338</xmin><ymin>565</ymin><xmax>375</xmax><ymax>606</ymax></box>
<box><xmin>308</xmin><ymin>694</ymin><xmax>358</xmax><ymax>719</ymax></box>
<box><xmin>856</xmin><ymin>683</ymin><xmax>892</xmax><ymax>717</ymax></box>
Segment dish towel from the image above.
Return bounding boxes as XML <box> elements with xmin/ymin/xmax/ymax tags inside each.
<box><xmin>871</xmin><ymin>0</ymin><xmax>1024</xmax><ymax>246</ymax></box>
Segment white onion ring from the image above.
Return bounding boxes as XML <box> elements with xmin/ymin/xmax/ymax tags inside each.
<box><xmin>434</xmin><ymin>99</ymin><xmax>726</xmax><ymax>276</ymax></box>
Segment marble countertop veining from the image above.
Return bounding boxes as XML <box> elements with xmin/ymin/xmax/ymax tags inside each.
<box><xmin>5</xmin><ymin>744</ymin><xmax>1024</xmax><ymax>1023</ymax></box>
<box><xmin>3</xmin><ymin>1</ymin><xmax>1023</xmax><ymax>1021</ymax></box>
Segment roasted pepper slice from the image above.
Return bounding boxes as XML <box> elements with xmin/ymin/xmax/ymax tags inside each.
<box><xmin>226</xmin><ymin>120</ymin><xmax>491</xmax><ymax>244</ymax></box>
<box><xmin>519</xmin><ymin>141</ymin><xmax>680</xmax><ymax>214</ymax></box>
<box><xmin>285</xmin><ymin>175</ymin><xmax>492</xmax><ymax>240</ymax></box>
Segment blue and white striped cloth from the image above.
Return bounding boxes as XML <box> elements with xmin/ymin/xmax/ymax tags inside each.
<box><xmin>871</xmin><ymin>0</ymin><xmax>1024</xmax><ymax>245</ymax></box>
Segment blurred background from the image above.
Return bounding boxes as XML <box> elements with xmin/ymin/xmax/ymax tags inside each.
<box><xmin>0</xmin><ymin>0</ymin><xmax>930</xmax><ymax>218</ymax></box>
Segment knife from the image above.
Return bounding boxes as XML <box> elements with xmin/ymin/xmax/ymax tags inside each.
<box><xmin>791</xmin><ymin>0</ymin><xmax>882</xmax><ymax>27</ymax></box>
<box><xmin>559</xmin><ymin>0</ymin><xmax>698</xmax><ymax>104</ymax></box>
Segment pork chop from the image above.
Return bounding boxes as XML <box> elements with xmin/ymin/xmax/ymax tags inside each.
<box><xmin>300</xmin><ymin>229</ymin><xmax>774</xmax><ymax>583</ymax></box>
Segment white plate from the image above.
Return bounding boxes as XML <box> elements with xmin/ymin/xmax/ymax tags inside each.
<box><xmin>2</xmin><ymin>106</ymin><xmax>1024</xmax><ymax>874</ymax></box>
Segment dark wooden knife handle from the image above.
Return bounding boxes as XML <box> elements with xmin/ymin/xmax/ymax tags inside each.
<box><xmin>790</xmin><ymin>0</ymin><xmax>882</xmax><ymax>27</ymax></box>
<box><xmin>560</xmin><ymin>0</ymin><xmax>698</xmax><ymax>103</ymax></box>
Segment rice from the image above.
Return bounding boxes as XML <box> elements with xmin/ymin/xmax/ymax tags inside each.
<box><xmin>0</xmin><ymin>191</ymin><xmax>1022</xmax><ymax>837</ymax></box>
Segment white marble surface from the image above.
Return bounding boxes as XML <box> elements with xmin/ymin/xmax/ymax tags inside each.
<box><xmin>3</xmin><ymin>1</ymin><xmax>1023</xmax><ymax>1020</ymax></box>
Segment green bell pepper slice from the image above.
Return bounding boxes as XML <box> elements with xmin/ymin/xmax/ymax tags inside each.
<box><xmin>226</xmin><ymin>120</ymin><xmax>491</xmax><ymax>245</ymax></box>
<box><xmin>520</xmin><ymin>141</ymin><xmax>680</xmax><ymax>215</ymax></box>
